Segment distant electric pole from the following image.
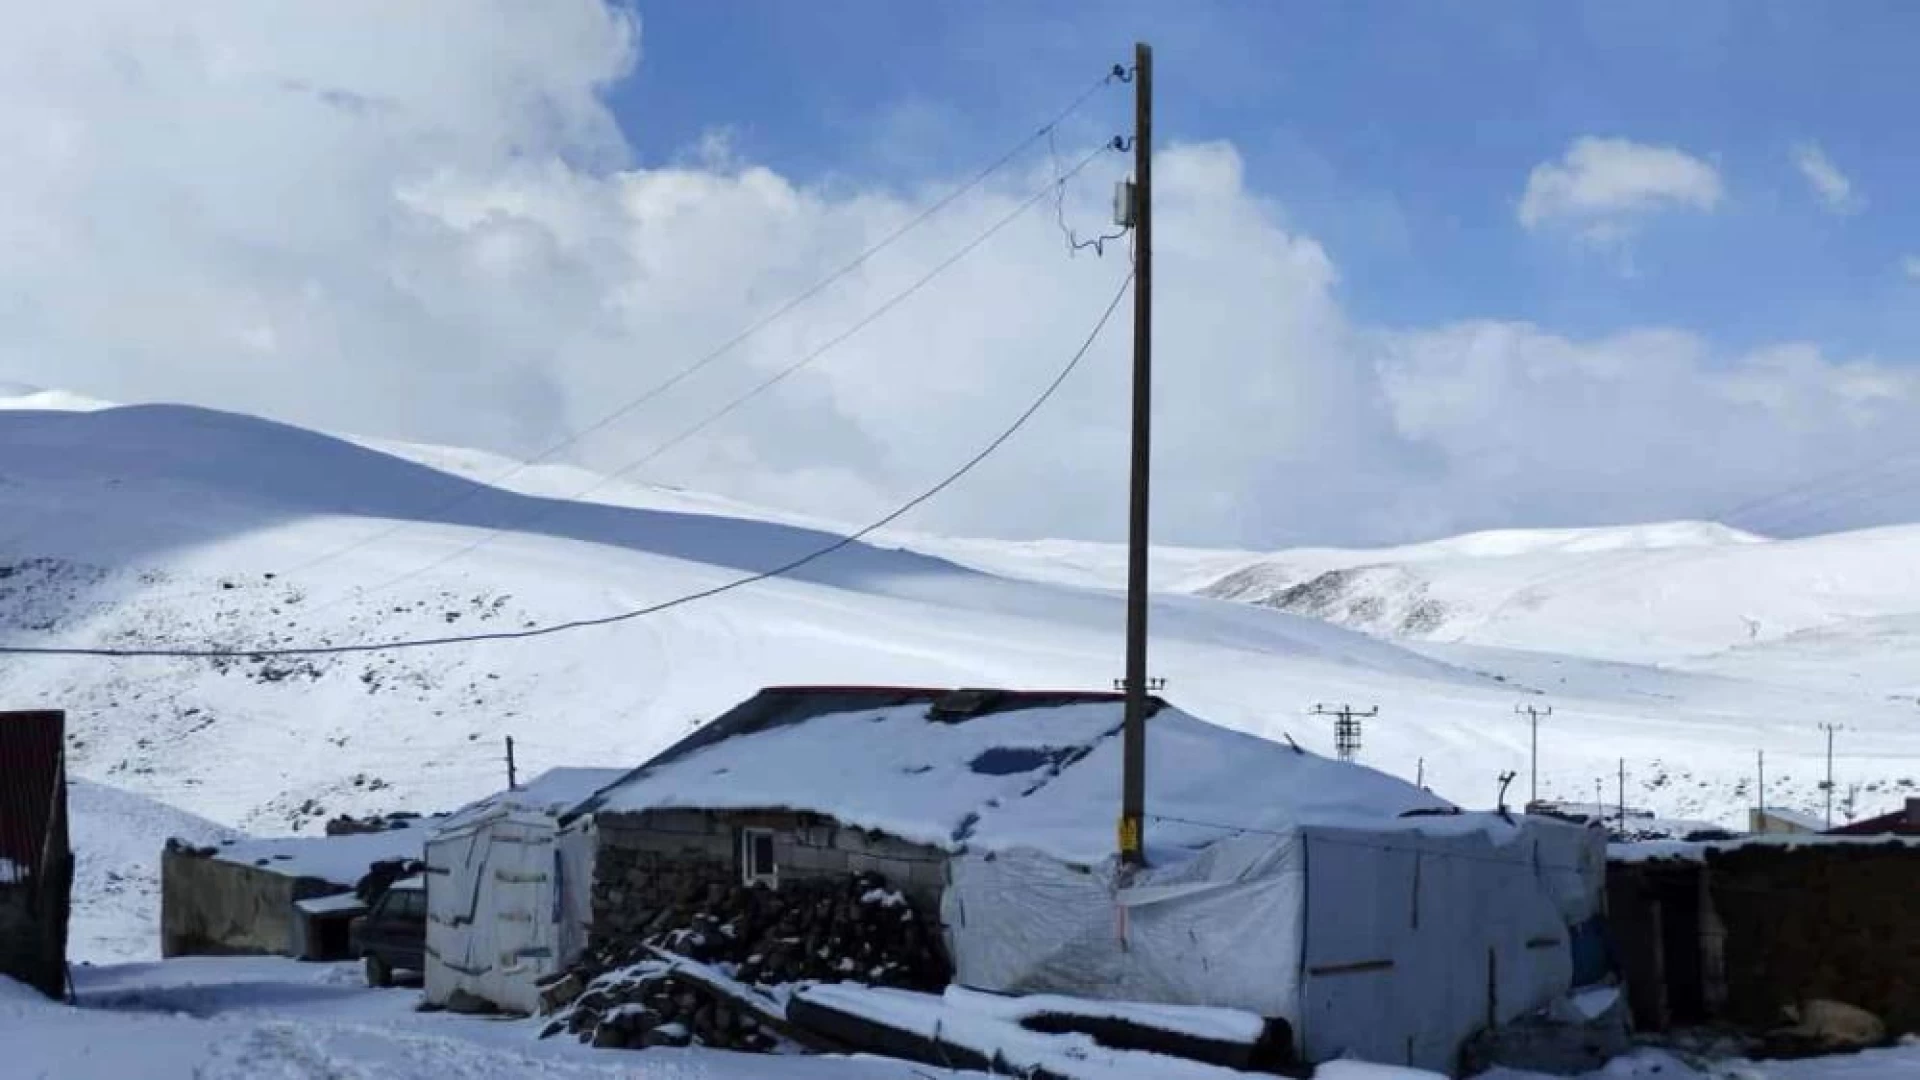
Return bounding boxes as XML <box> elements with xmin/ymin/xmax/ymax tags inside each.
<box><xmin>1517</xmin><ymin>703</ymin><xmax>1552</xmax><ymax>807</ymax></box>
<box><xmin>1820</xmin><ymin>723</ymin><xmax>1841</xmax><ymax>828</ymax></box>
<box><xmin>1312</xmin><ymin>704</ymin><xmax>1378</xmax><ymax>763</ymax></box>
<box><xmin>1617</xmin><ymin>758</ymin><xmax>1627</xmax><ymax>830</ymax></box>
<box><xmin>1416</xmin><ymin>757</ymin><xmax>1425</xmax><ymax>788</ymax></box>
<box><xmin>505</xmin><ymin>735</ymin><xmax>518</xmax><ymax>790</ymax></box>
<box><xmin>1757</xmin><ymin>749</ymin><xmax>1766</xmax><ymax>817</ymax></box>
<box><xmin>1117</xmin><ymin>40</ymin><xmax>1154</xmax><ymax>870</ymax></box>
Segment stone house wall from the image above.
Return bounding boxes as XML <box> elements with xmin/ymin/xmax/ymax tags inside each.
<box><xmin>590</xmin><ymin>808</ymin><xmax>949</xmax><ymax>953</ymax></box>
<box><xmin>1611</xmin><ymin>843</ymin><xmax>1920</xmax><ymax>1033</ymax></box>
<box><xmin>1710</xmin><ymin>843</ymin><xmax>1920</xmax><ymax>1032</ymax></box>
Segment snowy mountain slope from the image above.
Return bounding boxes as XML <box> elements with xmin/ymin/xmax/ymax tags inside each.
<box><xmin>0</xmin><ymin>402</ymin><xmax>1496</xmax><ymax>827</ymax></box>
<box><xmin>5</xmin><ymin>391</ymin><xmax>1920</xmax><ymax>860</ymax></box>
<box><xmin>1194</xmin><ymin>522</ymin><xmax>1920</xmax><ymax>668</ymax></box>
<box><xmin>67</xmin><ymin>780</ymin><xmax>235</xmax><ymax>963</ymax></box>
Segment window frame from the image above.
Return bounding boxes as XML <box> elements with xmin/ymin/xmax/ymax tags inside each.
<box><xmin>739</xmin><ymin>827</ymin><xmax>779</xmax><ymax>888</ymax></box>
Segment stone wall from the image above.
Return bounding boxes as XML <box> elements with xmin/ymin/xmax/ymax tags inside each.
<box><xmin>1612</xmin><ymin>842</ymin><xmax>1920</xmax><ymax>1034</ymax></box>
<box><xmin>590</xmin><ymin>809</ymin><xmax>948</xmax><ymax>956</ymax></box>
<box><xmin>1709</xmin><ymin>843</ymin><xmax>1920</xmax><ymax>1032</ymax></box>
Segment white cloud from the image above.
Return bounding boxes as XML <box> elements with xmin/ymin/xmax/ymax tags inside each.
<box><xmin>0</xmin><ymin>3</ymin><xmax>1914</xmax><ymax>547</ymax></box>
<box><xmin>1518</xmin><ymin>136</ymin><xmax>1723</xmax><ymax>233</ymax></box>
<box><xmin>1791</xmin><ymin>142</ymin><xmax>1861</xmax><ymax>213</ymax></box>
<box><xmin>1903</xmin><ymin>255</ymin><xmax>1920</xmax><ymax>280</ymax></box>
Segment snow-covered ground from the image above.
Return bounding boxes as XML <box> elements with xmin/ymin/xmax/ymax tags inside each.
<box><xmin>2</xmin><ymin>959</ymin><xmax>973</xmax><ymax>1079</ymax></box>
<box><xmin>8</xmin><ymin>960</ymin><xmax>1918</xmax><ymax>1079</ymax></box>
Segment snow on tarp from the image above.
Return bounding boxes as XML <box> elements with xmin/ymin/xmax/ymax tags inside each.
<box><xmin>793</xmin><ymin>982</ymin><xmax>1258</xmax><ymax>1080</ymax></box>
<box><xmin>1313</xmin><ymin>1062</ymin><xmax>1446</xmax><ymax>1080</ymax></box>
<box><xmin>579</xmin><ymin>690</ymin><xmax>1458</xmax><ymax>866</ymax></box>
<box><xmin>940</xmin><ymin>985</ymin><xmax>1266</xmax><ymax>1045</ymax></box>
<box><xmin>211</xmin><ymin>820</ymin><xmax>428</xmax><ymax>887</ymax></box>
<box><xmin>434</xmin><ymin>768</ymin><xmax>626</xmax><ymax>836</ymax></box>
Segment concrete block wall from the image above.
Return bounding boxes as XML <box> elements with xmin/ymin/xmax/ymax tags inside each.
<box><xmin>161</xmin><ymin>847</ymin><xmax>325</xmax><ymax>958</ymax></box>
<box><xmin>589</xmin><ymin>808</ymin><xmax>949</xmax><ymax>955</ymax></box>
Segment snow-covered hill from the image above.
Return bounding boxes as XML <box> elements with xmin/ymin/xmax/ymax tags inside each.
<box><xmin>7</xmin><ymin>390</ymin><xmax>1920</xmax><ymax>883</ymax></box>
<box><xmin>1194</xmin><ymin>522</ymin><xmax>1920</xmax><ymax>667</ymax></box>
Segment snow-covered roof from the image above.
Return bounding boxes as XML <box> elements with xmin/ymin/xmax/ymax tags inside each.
<box><xmin>1757</xmin><ymin>807</ymin><xmax>1826</xmax><ymax>831</ymax></box>
<box><xmin>433</xmin><ymin>767</ymin><xmax>627</xmax><ymax>835</ymax></box>
<box><xmin>572</xmin><ymin>687</ymin><xmax>1457</xmax><ymax>866</ymax></box>
<box><xmin>210</xmin><ymin>820</ymin><xmax>427</xmax><ymax>887</ymax></box>
<box><xmin>1610</xmin><ymin>833</ymin><xmax>1920</xmax><ymax>864</ymax></box>
<box><xmin>293</xmin><ymin>891</ymin><xmax>368</xmax><ymax>916</ymax></box>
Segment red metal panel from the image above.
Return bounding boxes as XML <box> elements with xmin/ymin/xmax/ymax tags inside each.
<box><xmin>0</xmin><ymin>710</ymin><xmax>64</xmax><ymax>882</ymax></box>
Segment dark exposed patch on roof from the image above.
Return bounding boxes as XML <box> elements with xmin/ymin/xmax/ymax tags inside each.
<box><xmin>969</xmin><ymin>746</ymin><xmax>1078</xmax><ymax>776</ymax></box>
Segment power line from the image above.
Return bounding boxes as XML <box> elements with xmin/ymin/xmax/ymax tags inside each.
<box><xmin>35</xmin><ymin>66</ymin><xmax>1127</xmax><ymax>606</ymax></box>
<box><xmin>297</xmin><ymin>141</ymin><xmax>1123</xmax><ymax>612</ymax></box>
<box><xmin>0</xmin><ymin>272</ymin><xmax>1133</xmax><ymax>660</ymax></box>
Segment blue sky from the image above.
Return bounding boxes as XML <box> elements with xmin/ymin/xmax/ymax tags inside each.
<box><xmin>12</xmin><ymin>0</ymin><xmax>1920</xmax><ymax>545</ymax></box>
<box><xmin>612</xmin><ymin>1</ymin><xmax>1920</xmax><ymax>362</ymax></box>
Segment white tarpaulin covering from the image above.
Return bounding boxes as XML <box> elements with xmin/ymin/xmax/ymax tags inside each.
<box><xmin>945</xmin><ymin>817</ymin><xmax>1602</xmax><ymax>1074</ymax></box>
<box><xmin>423</xmin><ymin>768</ymin><xmax>622</xmax><ymax>1013</ymax></box>
<box><xmin>945</xmin><ymin>831</ymin><xmax>1306</xmax><ymax>1017</ymax></box>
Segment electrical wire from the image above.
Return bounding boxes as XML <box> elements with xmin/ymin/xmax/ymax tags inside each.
<box><xmin>34</xmin><ymin>67</ymin><xmax>1127</xmax><ymax>605</ymax></box>
<box><xmin>1050</xmin><ymin>128</ymin><xmax>1131</xmax><ymax>257</ymax></box>
<box><xmin>0</xmin><ymin>272</ymin><xmax>1133</xmax><ymax>660</ymax></box>
<box><xmin>305</xmin><ymin>141</ymin><xmax>1124</xmax><ymax>611</ymax></box>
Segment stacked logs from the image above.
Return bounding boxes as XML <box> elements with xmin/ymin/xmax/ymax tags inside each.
<box><xmin>551</xmin><ymin>870</ymin><xmax>950</xmax><ymax>1053</ymax></box>
<box><xmin>539</xmin><ymin>962</ymin><xmax>781</xmax><ymax>1052</ymax></box>
<box><xmin>587</xmin><ymin>870</ymin><xmax>950</xmax><ymax>993</ymax></box>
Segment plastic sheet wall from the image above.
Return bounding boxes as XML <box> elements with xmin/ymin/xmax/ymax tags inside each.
<box><xmin>1296</xmin><ymin>820</ymin><xmax>1604</xmax><ymax>1072</ymax></box>
<box><xmin>425</xmin><ymin>810</ymin><xmax>570</xmax><ymax>1014</ymax></box>
<box><xmin>943</xmin><ymin>831</ymin><xmax>1307</xmax><ymax>1019</ymax></box>
<box><xmin>943</xmin><ymin>816</ymin><xmax>1603</xmax><ymax>1074</ymax></box>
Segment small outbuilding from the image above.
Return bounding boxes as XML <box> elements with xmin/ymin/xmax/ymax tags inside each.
<box><xmin>1750</xmin><ymin>807</ymin><xmax>1824</xmax><ymax>836</ymax></box>
<box><xmin>423</xmin><ymin>767</ymin><xmax>625</xmax><ymax>1013</ymax></box>
<box><xmin>552</xmin><ymin>686</ymin><xmax>1605</xmax><ymax>1073</ymax></box>
<box><xmin>162</xmin><ymin>821</ymin><xmax>429</xmax><ymax>960</ymax></box>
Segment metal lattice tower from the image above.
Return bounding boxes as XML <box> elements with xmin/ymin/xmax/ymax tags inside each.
<box><xmin>1334</xmin><ymin>715</ymin><xmax>1362</xmax><ymax>762</ymax></box>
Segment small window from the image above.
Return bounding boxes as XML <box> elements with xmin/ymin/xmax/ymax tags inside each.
<box><xmin>740</xmin><ymin>828</ymin><xmax>778</xmax><ymax>887</ymax></box>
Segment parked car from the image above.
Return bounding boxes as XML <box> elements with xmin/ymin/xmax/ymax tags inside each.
<box><xmin>349</xmin><ymin>876</ymin><xmax>426</xmax><ymax>987</ymax></box>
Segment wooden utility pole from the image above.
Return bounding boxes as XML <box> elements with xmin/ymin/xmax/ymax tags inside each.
<box><xmin>1617</xmin><ymin>758</ymin><xmax>1626</xmax><ymax>831</ymax></box>
<box><xmin>1820</xmin><ymin>722</ymin><xmax>1841</xmax><ymax>828</ymax></box>
<box><xmin>505</xmin><ymin>735</ymin><xmax>518</xmax><ymax>790</ymax></box>
<box><xmin>1119</xmin><ymin>41</ymin><xmax>1153</xmax><ymax>869</ymax></box>
<box><xmin>1517</xmin><ymin>703</ymin><xmax>1551</xmax><ymax>808</ymax></box>
<box><xmin>1757</xmin><ymin>749</ymin><xmax>1765</xmax><ymax>817</ymax></box>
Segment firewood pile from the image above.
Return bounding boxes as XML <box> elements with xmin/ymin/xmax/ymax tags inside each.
<box><xmin>538</xmin><ymin>961</ymin><xmax>785</xmax><ymax>1052</ymax></box>
<box><xmin>546</xmin><ymin>870</ymin><xmax>950</xmax><ymax>1053</ymax></box>
<box><xmin>585</xmin><ymin>870</ymin><xmax>949</xmax><ymax>992</ymax></box>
